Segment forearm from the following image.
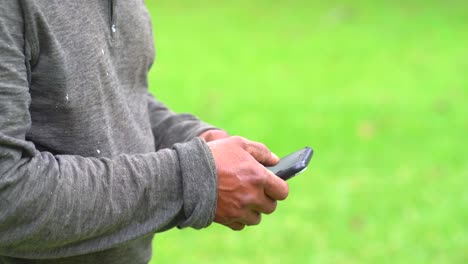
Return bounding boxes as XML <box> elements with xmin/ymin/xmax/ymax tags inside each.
<box><xmin>146</xmin><ymin>93</ymin><xmax>217</xmax><ymax>150</ymax></box>
<box><xmin>0</xmin><ymin>137</ymin><xmax>217</xmax><ymax>258</ymax></box>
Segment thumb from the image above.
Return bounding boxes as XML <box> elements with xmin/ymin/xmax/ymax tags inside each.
<box><xmin>240</xmin><ymin>139</ymin><xmax>279</xmax><ymax>166</ymax></box>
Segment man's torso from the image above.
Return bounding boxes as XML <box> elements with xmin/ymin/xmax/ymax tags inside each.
<box><xmin>2</xmin><ymin>0</ymin><xmax>157</xmax><ymax>263</ymax></box>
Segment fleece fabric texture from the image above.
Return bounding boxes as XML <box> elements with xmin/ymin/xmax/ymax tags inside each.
<box><xmin>0</xmin><ymin>0</ymin><xmax>218</xmax><ymax>263</ymax></box>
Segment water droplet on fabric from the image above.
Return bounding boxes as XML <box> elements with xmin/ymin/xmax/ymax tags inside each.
<box><xmin>65</xmin><ymin>94</ymin><xmax>69</xmax><ymax>101</ymax></box>
<box><xmin>101</xmin><ymin>49</ymin><xmax>105</xmax><ymax>55</ymax></box>
<box><xmin>97</xmin><ymin>149</ymin><xmax>101</xmax><ymax>154</ymax></box>
<box><xmin>111</xmin><ymin>24</ymin><xmax>116</xmax><ymax>33</ymax></box>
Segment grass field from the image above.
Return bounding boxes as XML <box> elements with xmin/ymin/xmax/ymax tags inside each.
<box><xmin>145</xmin><ymin>1</ymin><xmax>467</xmax><ymax>263</ymax></box>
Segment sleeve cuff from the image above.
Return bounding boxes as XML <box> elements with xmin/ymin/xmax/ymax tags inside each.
<box><xmin>173</xmin><ymin>137</ymin><xmax>218</xmax><ymax>229</ymax></box>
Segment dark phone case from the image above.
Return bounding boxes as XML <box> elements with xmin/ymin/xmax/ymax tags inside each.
<box><xmin>267</xmin><ymin>147</ymin><xmax>313</xmax><ymax>180</ymax></box>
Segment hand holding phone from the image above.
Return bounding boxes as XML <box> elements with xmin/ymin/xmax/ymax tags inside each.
<box><xmin>208</xmin><ymin>136</ymin><xmax>289</xmax><ymax>230</ymax></box>
<box><xmin>267</xmin><ymin>147</ymin><xmax>313</xmax><ymax>180</ymax></box>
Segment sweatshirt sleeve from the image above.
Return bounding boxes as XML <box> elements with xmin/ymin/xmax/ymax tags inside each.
<box><xmin>0</xmin><ymin>1</ymin><xmax>217</xmax><ymax>259</ymax></box>
<box><xmin>147</xmin><ymin>93</ymin><xmax>218</xmax><ymax>150</ymax></box>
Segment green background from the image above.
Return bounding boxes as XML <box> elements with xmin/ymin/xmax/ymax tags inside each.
<box><xmin>145</xmin><ymin>1</ymin><xmax>467</xmax><ymax>263</ymax></box>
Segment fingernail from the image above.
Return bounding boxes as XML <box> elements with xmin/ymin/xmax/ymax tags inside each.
<box><xmin>272</xmin><ymin>152</ymin><xmax>279</xmax><ymax>160</ymax></box>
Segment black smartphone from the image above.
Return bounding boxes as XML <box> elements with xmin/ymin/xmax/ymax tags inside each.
<box><xmin>266</xmin><ymin>147</ymin><xmax>313</xmax><ymax>181</ymax></box>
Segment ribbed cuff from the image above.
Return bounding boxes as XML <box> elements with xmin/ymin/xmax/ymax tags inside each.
<box><xmin>173</xmin><ymin>137</ymin><xmax>218</xmax><ymax>229</ymax></box>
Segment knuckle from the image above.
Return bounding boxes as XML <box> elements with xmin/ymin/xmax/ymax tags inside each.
<box><xmin>242</xmin><ymin>165</ymin><xmax>266</xmax><ymax>186</ymax></box>
<box><xmin>255</xmin><ymin>142</ymin><xmax>269</xmax><ymax>156</ymax></box>
<box><xmin>233</xmin><ymin>225</ymin><xmax>245</xmax><ymax>231</ymax></box>
<box><xmin>244</xmin><ymin>142</ymin><xmax>254</xmax><ymax>154</ymax></box>
<box><xmin>247</xmin><ymin>141</ymin><xmax>264</xmax><ymax>155</ymax></box>
<box><xmin>238</xmin><ymin>197</ymin><xmax>251</xmax><ymax>209</ymax></box>
<box><xmin>232</xmin><ymin>136</ymin><xmax>246</xmax><ymax>145</ymax></box>
<box><xmin>239</xmin><ymin>190</ymin><xmax>256</xmax><ymax>203</ymax></box>
<box><xmin>279</xmin><ymin>182</ymin><xmax>289</xmax><ymax>200</ymax></box>
<box><xmin>251</xmin><ymin>213</ymin><xmax>262</xmax><ymax>226</ymax></box>
<box><xmin>251</xmin><ymin>168</ymin><xmax>268</xmax><ymax>185</ymax></box>
<box><xmin>257</xmin><ymin>164</ymin><xmax>270</xmax><ymax>177</ymax></box>
<box><xmin>264</xmin><ymin>201</ymin><xmax>277</xmax><ymax>215</ymax></box>
<box><xmin>258</xmin><ymin>142</ymin><xmax>268</xmax><ymax>152</ymax></box>
<box><xmin>244</xmin><ymin>212</ymin><xmax>261</xmax><ymax>226</ymax></box>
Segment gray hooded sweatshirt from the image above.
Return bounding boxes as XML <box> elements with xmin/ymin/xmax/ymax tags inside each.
<box><xmin>0</xmin><ymin>0</ymin><xmax>218</xmax><ymax>263</ymax></box>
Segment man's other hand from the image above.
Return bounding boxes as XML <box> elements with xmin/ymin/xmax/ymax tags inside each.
<box><xmin>207</xmin><ymin>136</ymin><xmax>289</xmax><ymax>231</ymax></box>
<box><xmin>199</xmin><ymin>129</ymin><xmax>230</xmax><ymax>142</ymax></box>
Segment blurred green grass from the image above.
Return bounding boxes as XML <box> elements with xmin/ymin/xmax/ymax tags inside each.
<box><xmin>145</xmin><ymin>1</ymin><xmax>468</xmax><ymax>263</ymax></box>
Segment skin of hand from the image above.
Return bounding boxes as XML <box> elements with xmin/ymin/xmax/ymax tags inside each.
<box><xmin>199</xmin><ymin>129</ymin><xmax>230</xmax><ymax>142</ymax></box>
<box><xmin>206</xmin><ymin>136</ymin><xmax>289</xmax><ymax>231</ymax></box>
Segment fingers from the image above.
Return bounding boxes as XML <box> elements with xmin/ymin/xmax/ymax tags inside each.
<box><xmin>227</xmin><ymin>222</ymin><xmax>245</xmax><ymax>231</ymax></box>
<box><xmin>235</xmin><ymin>137</ymin><xmax>279</xmax><ymax>166</ymax></box>
<box><xmin>264</xmin><ymin>170</ymin><xmax>289</xmax><ymax>201</ymax></box>
<box><xmin>253</xmin><ymin>195</ymin><xmax>278</xmax><ymax>215</ymax></box>
<box><xmin>228</xmin><ymin>211</ymin><xmax>261</xmax><ymax>230</ymax></box>
<box><xmin>243</xmin><ymin>210</ymin><xmax>261</xmax><ymax>226</ymax></box>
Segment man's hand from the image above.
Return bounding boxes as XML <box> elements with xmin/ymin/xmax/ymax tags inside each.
<box><xmin>199</xmin><ymin>129</ymin><xmax>230</xmax><ymax>142</ymax></box>
<box><xmin>207</xmin><ymin>136</ymin><xmax>289</xmax><ymax>231</ymax></box>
